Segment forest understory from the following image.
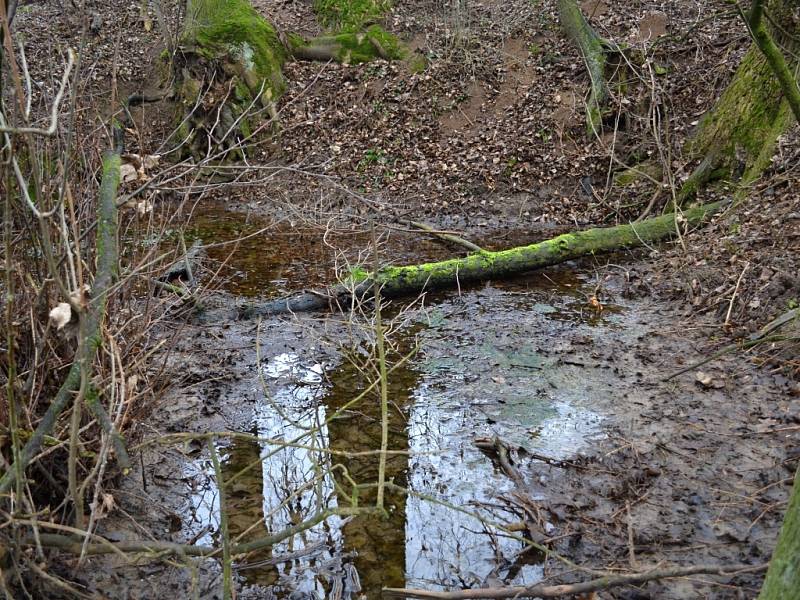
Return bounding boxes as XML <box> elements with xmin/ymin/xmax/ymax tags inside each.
<box><xmin>2</xmin><ymin>0</ymin><xmax>800</xmax><ymax>598</ymax></box>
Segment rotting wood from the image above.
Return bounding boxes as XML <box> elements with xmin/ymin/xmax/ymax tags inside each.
<box><xmin>240</xmin><ymin>200</ymin><xmax>726</xmax><ymax>318</ymax></box>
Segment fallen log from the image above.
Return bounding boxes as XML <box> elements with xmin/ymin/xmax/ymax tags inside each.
<box><xmin>240</xmin><ymin>201</ymin><xmax>726</xmax><ymax>318</ymax></box>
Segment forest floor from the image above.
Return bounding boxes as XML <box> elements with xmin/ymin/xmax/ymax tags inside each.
<box><xmin>12</xmin><ymin>0</ymin><xmax>800</xmax><ymax>598</ymax></box>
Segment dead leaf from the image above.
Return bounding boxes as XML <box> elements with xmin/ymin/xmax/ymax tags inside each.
<box><xmin>695</xmin><ymin>371</ymin><xmax>713</xmax><ymax>387</ymax></box>
<box><xmin>695</xmin><ymin>371</ymin><xmax>724</xmax><ymax>389</ymax></box>
<box><xmin>120</xmin><ymin>154</ymin><xmax>160</xmax><ymax>184</ymax></box>
<box><xmin>69</xmin><ymin>283</ymin><xmax>91</xmax><ymax>307</ymax></box>
<box><xmin>49</xmin><ymin>303</ymin><xmax>72</xmax><ymax>330</ymax></box>
<box><xmin>136</xmin><ymin>199</ymin><xmax>153</xmax><ymax>216</ymax></box>
<box><xmin>120</xmin><ymin>163</ymin><xmax>138</xmax><ymax>183</ymax></box>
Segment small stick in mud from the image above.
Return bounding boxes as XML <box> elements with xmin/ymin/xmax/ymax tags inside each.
<box><xmin>382</xmin><ymin>563</ymin><xmax>767</xmax><ymax>599</ymax></box>
<box><xmin>663</xmin><ymin>307</ymin><xmax>800</xmax><ymax>381</ymax></box>
<box><xmin>474</xmin><ymin>436</ymin><xmax>525</xmax><ymax>487</ymax></box>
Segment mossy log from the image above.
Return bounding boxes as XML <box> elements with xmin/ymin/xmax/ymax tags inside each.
<box><xmin>758</xmin><ymin>466</ymin><xmax>800</xmax><ymax>600</ymax></box>
<box><xmin>681</xmin><ymin>0</ymin><xmax>799</xmax><ymax>204</ymax></box>
<box><xmin>289</xmin><ymin>25</ymin><xmax>403</xmax><ymax>64</ymax></box>
<box><xmin>558</xmin><ymin>0</ymin><xmax>608</xmax><ymax>134</ymax></box>
<box><xmin>241</xmin><ymin>200</ymin><xmax>725</xmax><ymax>317</ymax></box>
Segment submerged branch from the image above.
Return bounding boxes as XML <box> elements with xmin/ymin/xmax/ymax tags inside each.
<box><xmin>24</xmin><ymin>508</ymin><xmax>362</xmax><ymax>558</ymax></box>
<box><xmin>405</xmin><ymin>220</ymin><xmax>485</xmax><ymax>253</ymax></box>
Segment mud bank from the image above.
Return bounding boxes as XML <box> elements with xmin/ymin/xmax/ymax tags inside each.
<box><xmin>78</xmin><ymin>210</ymin><xmax>797</xmax><ymax>599</ymax></box>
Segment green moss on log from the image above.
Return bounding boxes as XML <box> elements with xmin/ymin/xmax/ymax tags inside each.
<box><xmin>352</xmin><ymin>201</ymin><xmax>725</xmax><ymax>296</ymax></box>
<box><xmin>305</xmin><ymin>0</ymin><xmax>403</xmax><ymax>64</ymax></box>
<box><xmin>291</xmin><ymin>25</ymin><xmax>404</xmax><ymax>64</ymax></box>
<box><xmin>758</xmin><ymin>467</ymin><xmax>800</xmax><ymax>600</ymax></box>
<box><xmin>243</xmin><ymin>201</ymin><xmax>726</xmax><ymax>318</ymax></box>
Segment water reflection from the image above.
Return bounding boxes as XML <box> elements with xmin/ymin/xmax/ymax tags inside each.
<box><xmin>184</xmin><ymin>286</ymin><xmax>617</xmax><ymax>596</ymax></box>
<box><xmin>324</xmin><ymin>350</ymin><xmax>414</xmax><ymax>596</ymax></box>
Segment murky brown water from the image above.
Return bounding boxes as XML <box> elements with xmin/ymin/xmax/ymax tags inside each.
<box><xmin>180</xmin><ymin>204</ymin><xmax>625</xmax><ymax>597</ymax></box>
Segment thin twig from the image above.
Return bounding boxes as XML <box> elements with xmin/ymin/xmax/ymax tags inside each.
<box><xmin>405</xmin><ymin>220</ymin><xmax>485</xmax><ymax>253</ymax></box>
<box><xmin>0</xmin><ymin>131</ymin><xmax>122</xmax><ymax>495</ymax></box>
<box><xmin>0</xmin><ymin>49</ymin><xmax>76</xmax><ymax>136</ymax></box>
<box><xmin>724</xmin><ymin>261</ymin><xmax>749</xmax><ymax>327</ymax></box>
<box><xmin>383</xmin><ymin>563</ymin><xmax>767</xmax><ymax>599</ymax></box>
<box><xmin>208</xmin><ymin>440</ymin><xmax>232</xmax><ymax>600</ymax></box>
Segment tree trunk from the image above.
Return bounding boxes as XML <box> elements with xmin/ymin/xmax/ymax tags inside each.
<box><xmin>557</xmin><ymin>0</ymin><xmax>608</xmax><ymax>134</ymax></box>
<box><xmin>758</xmin><ymin>466</ymin><xmax>800</xmax><ymax>600</ymax></box>
<box><xmin>682</xmin><ymin>0</ymin><xmax>798</xmax><ymax>201</ymax></box>
<box><xmin>241</xmin><ymin>200</ymin><xmax>725</xmax><ymax>317</ymax></box>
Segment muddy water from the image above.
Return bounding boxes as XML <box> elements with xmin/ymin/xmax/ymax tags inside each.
<box><xmin>181</xmin><ymin>206</ymin><xmax>625</xmax><ymax>597</ymax></box>
<box><xmin>184</xmin><ymin>204</ymin><xmax>464</xmax><ymax>298</ymax></box>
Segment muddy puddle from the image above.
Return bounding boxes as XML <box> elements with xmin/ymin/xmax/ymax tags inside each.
<box><xmin>177</xmin><ymin>205</ymin><xmax>628</xmax><ymax>597</ymax></box>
